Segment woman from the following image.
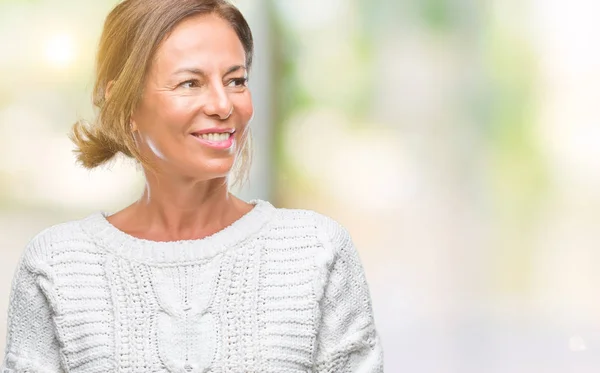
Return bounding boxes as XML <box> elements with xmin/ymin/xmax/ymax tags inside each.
<box><xmin>1</xmin><ymin>0</ymin><xmax>383</xmax><ymax>372</ymax></box>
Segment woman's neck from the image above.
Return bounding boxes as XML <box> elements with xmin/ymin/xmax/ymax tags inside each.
<box><xmin>107</xmin><ymin>178</ymin><xmax>252</xmax><ymax>242</ymax></box>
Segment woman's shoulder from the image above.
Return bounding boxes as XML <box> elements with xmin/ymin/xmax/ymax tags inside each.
<box><xmin>269</xmin><ymin>202</ymin><xmax>353</xmax><ymax>250</ymax></box>
<box><xmin>19</xmin><ymin>213</ymin><xmax>98</xmax><ymax>268</ymax></box>
<box><xmin>267</xmin><ymin>203</ymin><xmax>359</xmax><ymax>292</ymax></box>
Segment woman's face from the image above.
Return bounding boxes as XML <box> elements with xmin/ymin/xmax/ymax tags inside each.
<box><xmin>131</xmin><ymin>13</ymin><xmax>253</xmax><ymax>180</ymax></box>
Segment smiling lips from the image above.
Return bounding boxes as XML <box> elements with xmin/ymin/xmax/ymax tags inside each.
<box><xmin>191</xmin><ymin>129</ymin><xmax>235</xmax><ymax>149</ymax></box>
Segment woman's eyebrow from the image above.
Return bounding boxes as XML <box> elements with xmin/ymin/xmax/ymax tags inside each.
<box><xmin>172</xmin><ymin>67</ymin><xmax>206</xmax><ymax>76</ymax></box>
<box><xmin>172</xmin><ymin>65</ymin><xmax>247</xmax><ymax>76</ymax></box>
<box><xmin>224</xmin><ymin>65</ymin><xmax>247</xmax><ymax>75</ymax></box>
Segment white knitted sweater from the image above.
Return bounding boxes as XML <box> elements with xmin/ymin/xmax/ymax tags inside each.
<box><xmin>2</xmin><ymin>199</ymin><xmax>383</xmax><ymax>373</ymax></box>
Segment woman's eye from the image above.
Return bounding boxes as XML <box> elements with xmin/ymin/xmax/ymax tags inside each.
<box><xmin>179</xmin><ymin>80</ymin><xmax>199</xmax><ymax>89</ymax></box>
<box><xmin>228</xmin><ymin>78</ymin><xmax>248</xmax><ymax>87</ymax></box>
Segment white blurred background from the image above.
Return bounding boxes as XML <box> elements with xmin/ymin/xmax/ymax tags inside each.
<box><xmin>2</xmin><ymin>0</ymin><xmax>600</xmax><ymax>371</ymax></box>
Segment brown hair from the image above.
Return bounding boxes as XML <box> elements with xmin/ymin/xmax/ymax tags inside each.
<box><xmin>70</xmin><ymin>0</ymin><xmax>254</xmax><ymax>187</ymax></box>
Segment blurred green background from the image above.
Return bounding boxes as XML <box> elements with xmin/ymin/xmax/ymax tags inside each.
<box><xmin>2</xmin><ymin>0</ymin><xmax>600</xmax><ymax>371</ymax></box>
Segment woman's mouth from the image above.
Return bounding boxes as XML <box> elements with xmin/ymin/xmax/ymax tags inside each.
<box><xmin>191</xmin><ymin>132</ymin><xmax>235</xmax><ymax>149</ymax></box>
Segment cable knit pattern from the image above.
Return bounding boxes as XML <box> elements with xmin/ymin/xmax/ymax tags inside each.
<box><xmin>2</xmin><ymin>199</ymin><xmax>383</xmax><ymax>373</ymax></box>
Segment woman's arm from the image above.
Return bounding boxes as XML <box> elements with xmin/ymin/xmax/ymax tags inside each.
<box><xmin>314</xmin><ymin>216</ymin><xmax>384</xmax><ymax>373</ymax></box>
<box><xmin>2</xmin><ymin>242</ymin><xmax>64</xmax><ymax>373</ymax></box>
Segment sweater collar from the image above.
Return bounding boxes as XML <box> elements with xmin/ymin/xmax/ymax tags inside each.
<box><xmin>80</xmin><ymin>199</ymin><xmax>275</xmax><ymax>265</ymax></box>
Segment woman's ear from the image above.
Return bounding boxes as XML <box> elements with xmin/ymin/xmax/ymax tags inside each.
<box><xmin>130</xmin><ymin>118</ymin><xmax>138</xmax><ymax>132</ymax></box>
<box><xmin>107</xmin><ymin>80</ymin><xmax>138</xmax><ymax>133</ymax></box>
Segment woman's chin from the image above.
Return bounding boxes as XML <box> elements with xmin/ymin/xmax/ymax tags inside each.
<box><xmin>188</xmin><ymin>160</ymin><xmax>235</xmax><ymax>179</ymax></box>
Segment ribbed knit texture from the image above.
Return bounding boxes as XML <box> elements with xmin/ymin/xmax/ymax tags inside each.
<box><xmin>2</xmin><ymin>199</ymin><xmax>383</xmax><ymax>373</ymax></box>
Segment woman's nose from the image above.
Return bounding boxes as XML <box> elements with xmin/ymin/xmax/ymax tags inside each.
<box><xmin>202</xmin><ymin>83</ymin><xmax>232</xmax><ymax>120</ymax></box>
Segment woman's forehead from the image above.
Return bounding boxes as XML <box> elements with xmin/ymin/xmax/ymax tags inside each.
<box><xmin>153</xmin><ymin>14</ymin><xmax>246</xmax><ymax>71</ymax></box>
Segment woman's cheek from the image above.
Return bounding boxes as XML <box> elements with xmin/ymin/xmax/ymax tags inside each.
<box><xmin>236</xmin><ymin>93</ymin><xmax>254</xmax><ymax>122</ymax></box>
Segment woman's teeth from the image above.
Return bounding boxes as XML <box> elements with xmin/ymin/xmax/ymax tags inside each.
<box><xmin>197</xmin><ymin>133</ymin><xmax>231</xmax><ymax>141</ymax></box>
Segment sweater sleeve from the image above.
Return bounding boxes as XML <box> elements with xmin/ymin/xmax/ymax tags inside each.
<box><xmin>313</xmin><ymin>217</ymin><xmax>384</xmax><ymax>373</ymax></box>
<box><xmin>2</xmin><ymin>243</ymin><xmax>64</xmax><ymax>373</ymax></box>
